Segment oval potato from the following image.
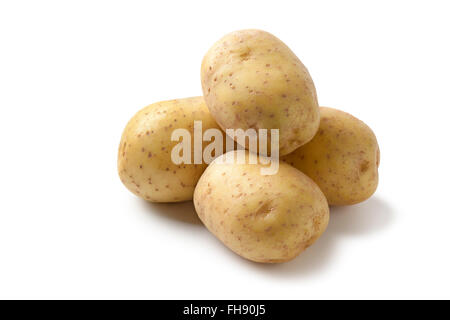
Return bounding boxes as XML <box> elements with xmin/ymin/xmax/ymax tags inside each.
<box><xmin>118</xmin><ymin>97</ymin><xmax>224</xmax><ymax>202</ymax></box>
<box><xmin>201</xmin><ymin>29</ymin><xmax>320</xmax><ymax>156</ymax></box>
<box><xmin>194</xmin><ymin>150</ymin><xmax>329</xmax><ymax>263</ymax></box>
<box><xmin>282</xmin><ymin>107</ymin><xmax>380</xmax><ymax>205</ymax></box>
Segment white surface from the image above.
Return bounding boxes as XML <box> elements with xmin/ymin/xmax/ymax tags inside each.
<box><xmin>0</xmin><ymin>0</ymin><xmax>449</xmax><ymax>299</ymax></box>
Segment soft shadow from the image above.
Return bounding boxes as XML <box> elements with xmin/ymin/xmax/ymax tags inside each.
<box><xmin>137</xmin><ymin>195</ymin><xmax>394</xmax><ymax>276</ymax></box>
<box><xmin>139</xmin><ymin>199</ymin><xmax>203</xmax><ymax>225</ymax></box>
<box><xmin>328</xmin><ymin>197</ymin><xmax>394</xmax><ymax>236</ymax></box>
<box><xmin>241</xmin><ymin>196</ymin><xmax>394</xmax><ymax>277</ymax></box>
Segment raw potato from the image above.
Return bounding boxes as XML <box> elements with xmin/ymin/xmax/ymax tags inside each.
<box><xmin>194</xmin><ymin>151</ymin><xmax>329</xmax><ymax>263</ymax></box>
<box><xmin>201</xmin><ymin>29</ymin><xmax>320</xmax><ymax>156</ymax></box>
<box><xmin>118</xmin><ymin>97</ymin><xmax>224</xmax><ymax>202</ymax></box>
<box><xmin>282</xmin><ymin>107</ymin><xmax>380</xmax><ymax>206</ymax></box>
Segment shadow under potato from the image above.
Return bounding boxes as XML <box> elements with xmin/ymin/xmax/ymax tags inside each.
<box><xmin>328</xmin><ymin>197</ymin><xmax>394</xmax><ymax>237</ymax></box>
<box><xmin>140</xmin><ymin>195</ymin><xmax>394</xmax><ymax>275</ymax></box>
<box><xmin>141</xmin><ymin>200</ymin><xmax>203</xmax><ymax>225</ymax></box>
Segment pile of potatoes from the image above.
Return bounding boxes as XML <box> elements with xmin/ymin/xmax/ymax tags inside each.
<box><xmin>118</xmin><ymin>30</ymin><xmax>380</xmax><ymax>263</ymax></box>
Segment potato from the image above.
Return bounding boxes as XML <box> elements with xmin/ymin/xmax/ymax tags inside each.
<box><xmin>201</xmin><ymin>29</ymin><xmax>320</xmax><ymax>156</ymax></box>
<box><xmin>282</xmin><ymin>107</ymin><xmax>380</xmax><ymax>206</ymax></box>
<box><xmin>193</xmin><ymin>150</ymin><xmax>329</xmax><ymax>263</ymax></box>
<box><xmin>118</xmin><ymin>97</ymin><xmax>224</xmax><ymax>202</ymax></box>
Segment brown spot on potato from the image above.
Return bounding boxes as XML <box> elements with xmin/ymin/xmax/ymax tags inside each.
<box><xmin>376</xmin><ymin>148</ymin><xmax>380</xmax><ymax>167</ymax></box>
<box><xmin>360</xmin><ymin>160</ymin><xmax>370</xmax><ymax>173</ymax></box>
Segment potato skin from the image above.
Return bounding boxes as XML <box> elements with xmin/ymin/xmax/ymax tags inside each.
<box><xmin>201</xmin><ymin>29</ymin><xmax>320</xmax><ymax>156</ymax></box>
<box><xmin>282</xmin><ymin>107</ymin><xmax>380</xmax><ymax>206</ymax></box>
<box><xmin>118</xmin><ymin>97</ymin><xmax>223</xmax><ymax>202</ymax></box>
<box><xmin>193</xmin><ymin>151</ymin><xmax>329</xmax><ymax>263</ymax></box>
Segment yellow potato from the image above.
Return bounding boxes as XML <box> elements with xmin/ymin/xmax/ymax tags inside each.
<box><xmin>201</xmin><ymin>29</ymin><xmax>320</xmax><ymax>156</ymax></box>
<box><xmin>193</xmin><ymin>151</ymin><xmax>329</xmax><ymax>263</ymax></box>
<box><xmin>282</xmin><ymin>107</ymin><xmax>380</xmax><ymax>206</ymax></box>
<box><xmin>118</xmin><ymin>97</ymin><xmax>224</xmax><ymax>202</ymax></box>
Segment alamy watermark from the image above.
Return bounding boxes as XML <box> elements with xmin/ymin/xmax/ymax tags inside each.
<box><xmin>171</xmin><ymin>121</ymin><xmax>279</xmax><ymax>175</ymax></box>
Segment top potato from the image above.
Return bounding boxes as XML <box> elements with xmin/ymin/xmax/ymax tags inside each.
<box><xmin>201</xmin><ymin>29</ymin><xmax>320</xmax><ymax>156</ymax></box>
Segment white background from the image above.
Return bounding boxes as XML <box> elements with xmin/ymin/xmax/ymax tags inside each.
<box><xmin>1</xmin><ymin>0</ymin><xmax>449</xmax><ymax>299</ymax></box>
